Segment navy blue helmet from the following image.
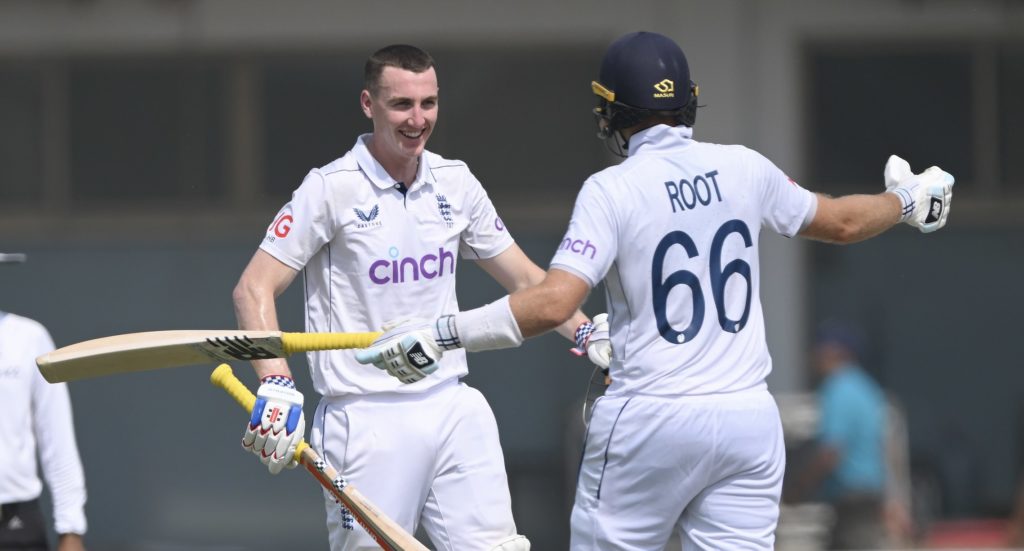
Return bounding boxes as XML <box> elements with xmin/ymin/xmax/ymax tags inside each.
<box><xmin>592</xmin><ymin>31</ymin><xmax>698</xmax><ymax>139</ymax></box>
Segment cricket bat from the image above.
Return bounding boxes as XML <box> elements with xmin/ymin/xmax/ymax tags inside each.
<box><xmin>37</xmin><ymin>330</ymin><xmax>382</xmax><ymax>383</ymax></box>
<box><xmin>211</xmin><ymin>364</ymin><xmax>428</xmax><ymax>551</ymax></box>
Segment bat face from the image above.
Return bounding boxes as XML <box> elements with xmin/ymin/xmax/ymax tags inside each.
<box><xmin>37</xmin><ymin>330</ymin><xmax>286</xmax><ymax>383</ymax></box>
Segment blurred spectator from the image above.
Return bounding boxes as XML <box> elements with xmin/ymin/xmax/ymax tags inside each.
<box><xmin>0</xmin><ymin>253</ymin><xmax>87</xmax><ymax>551</ymax></box>
<box><xmin>788</xmin><ymin>321</ymin><xmax>904</xmax><ymax>550</ymax></box>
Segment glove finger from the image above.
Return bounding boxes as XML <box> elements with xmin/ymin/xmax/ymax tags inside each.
<box><xmin>884</xmin><ymin>155</ymin><xmax>913</xmax><ymax>187</ymax></box>
<box><xmin>940</xmin><ymin>169</ymin><xmax>955</xmax><ymax>187</ymax></box>
<box><xmin>355</xmin><ymin>347</ymin><xmax>385</xmax><ymax>365</ymax></box>
<box><xmin>593</xmin><ymin>313</ymin><xmax>608</xmax><ymax>325</ymax></box>
<box><xmin>267</xmin><ymin>455</ymin><xmax>285</xmax><ymax>475</ymax></box>
<box><xmin>241</xmin><ymin>430</ymin><xmax>257</xmax><ymax>451</ymax></box>
<box><xmin>285</xmin><ymin>444</ymin><xmax>301</xmax><ymax>469</ymax></box>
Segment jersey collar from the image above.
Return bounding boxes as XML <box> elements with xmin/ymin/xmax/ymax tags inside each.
<box><xmin>627</xmin><ymin>124</ymin><xmax>694</xmax><ymax>157</ymax></box>
<box><xmin>353</xmin><ymin>134</ymin><xmax>436</xmax><ymax>191</ymax></box>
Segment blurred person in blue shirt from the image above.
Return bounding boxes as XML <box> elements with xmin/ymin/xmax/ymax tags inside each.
<box><xmin>791</xmin><ymin>321</ymin><xmax>889</xmax><ymax>550</ymax></box>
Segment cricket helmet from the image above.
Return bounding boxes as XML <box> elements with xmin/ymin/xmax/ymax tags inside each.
<box><xmin>592</xmin><ymin>31</ymin><xmax>699</xmax><ymax>139</ymax></box>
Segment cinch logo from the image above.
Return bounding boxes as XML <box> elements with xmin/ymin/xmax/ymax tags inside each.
<box><xmin>559</xmin><ymin>236</ymin><xmax>597</xmax><ymax>260</ymax></box>
<box><xmin>653</xmin><ymin>79</ymin><xmax>675</xmax><ymax>98</ymax></box>
<box><xmin>369</xmin><ymin>247</ymin><xmax>456</xmax><ymax>284</ymax></box>
<box><xmin>353</xmin><ymin>205</ymin><xmax>382</xmax><ymax>229</ymax></box>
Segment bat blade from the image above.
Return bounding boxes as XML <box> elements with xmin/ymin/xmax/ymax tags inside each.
<box><xmin>37</xmin><ymin>330</ymin><xmax>285</xmax><ymax>383</ymax></box>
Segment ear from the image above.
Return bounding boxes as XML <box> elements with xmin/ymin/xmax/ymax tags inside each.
<box><xmin>360</xmin><ymin>89</ymin><xmax>373</xmax><ymax>119</ymax></box>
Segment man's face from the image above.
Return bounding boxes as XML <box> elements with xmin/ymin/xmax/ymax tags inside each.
<box><xmin>361</xmin><ymin>66</ymin><xmax>438</xmax><ymax>163</ymax></box>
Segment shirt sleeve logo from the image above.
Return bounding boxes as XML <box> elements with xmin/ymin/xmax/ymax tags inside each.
<box><xmin>266</xmin><ymin>208</ymin><xmax>293</xmax><ymax>242</ymax></box>
<box><xmin>558</xmin><ymin>236</ymin><xmax>597</xmax><ymax>260</ymax></box>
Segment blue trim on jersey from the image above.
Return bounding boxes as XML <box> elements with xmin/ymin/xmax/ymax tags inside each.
<box><xmin>596</xmin><ymin>396</ymin><xmax>634</xmax><ymax>500</ymax></box>
<box><xmin>606</xmin><ymin>261</ymin><xmax>634</xmax><ymax>367</ymax></box>
<box><xmin>326</xmin><ymin>241</ymin><xmax>333</xmax><ymax>333</ymax></box>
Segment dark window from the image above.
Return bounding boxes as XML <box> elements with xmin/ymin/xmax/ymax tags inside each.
<box><xmin>999</xmin><ymin>46</ymin><xmax>1024</xmax><ymax>190</ymax></box>
<box><xmin>262</xmin><ymin>55</ymin><xmax>365</xmax><ymax>198</ymax></box>
<box><xmin>69</xmin><ymin>59</ymin><xmax>225</xmax><ymax>203</ymax></box>
<box><xmin>0</xmin><ymin>65</ymin><xmax>42</xmax><ymax>204</ymax></box>
<box><xmin>807</xmin><ymin>47</ymin><xmax>973</xmax><ymax>190</ymax></box>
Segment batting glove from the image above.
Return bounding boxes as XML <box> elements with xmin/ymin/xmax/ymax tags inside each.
<box><xmin>572</xmin><ymin>313</ymin><xmax>612</xmax><ymax>369</ymax></box>
<box><xmin>242</xmin><ymin>375</ymin><xmax>305</xmax><ymax>475</ymax></box>
<box><xmin>884</xmin><ymin>155</ymin><xmax>955</xmax><ymax>233</ymax></box>
<box><xmin>354</xmin><ymin>318</ymin><xmax>443</xmax><ymax>384</ymax></box>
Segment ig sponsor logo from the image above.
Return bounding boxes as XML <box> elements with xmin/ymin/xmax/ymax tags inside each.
<box><xmin>369</xmin><ymin>247</ymin><xmax>456</xmax><ymax>285</ymax></box>
<box><xmin>266</xmin><ymin>210</ymin><xmax>293</xmax><ymax>242</ymax></box>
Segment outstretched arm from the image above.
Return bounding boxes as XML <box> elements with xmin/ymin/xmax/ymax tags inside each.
<box><xmin>800</xmin><ymin>193</ymin><xmax>902</xmax><ymax>244</ymax></box>
<box><xmin>475</xmin><ymin>244</ymin><xmax>590</xmax><ymax>341</ymax></box>
<box><xmin>507</xmin><ymin>268</ymin><xmax>591</xmax><ymax>339</ymax></box>
<box><xmin>354</xmin><ymin>268</ymin><xmax>598</xmax><ymax>383</ymax></box>
<box><xmin>801</xmin><ymin>155</ymin><xmax>954</xmax><ymax>244</ymax></box>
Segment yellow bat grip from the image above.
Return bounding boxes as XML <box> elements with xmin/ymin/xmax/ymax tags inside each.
<box><xmin>280</xmin><ymin>332</ymin><xmax>382</xmax><ymax>355</ymax></box>
<box><xmin>210</xmin><ymin>363</ymin><xmax>309</xmax><ymax>458</ymax></box>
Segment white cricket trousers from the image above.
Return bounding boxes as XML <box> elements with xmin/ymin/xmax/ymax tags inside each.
<box><xmin>571</xmin><ymin>387</ymin><xmax>785</xmax><ymax>550</ymax></box>
<box><xmin>310</xmin><ymin>379</ymin><xmax>518</xmax><ymax>551</ymax></box>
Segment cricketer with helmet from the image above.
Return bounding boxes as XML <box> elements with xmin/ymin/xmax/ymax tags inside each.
<box><xmin>357</xmin><ymin>31</ymin><xmax>954</xmax><ymax>549</ymax></box>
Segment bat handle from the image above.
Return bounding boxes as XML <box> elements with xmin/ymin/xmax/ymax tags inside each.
<box><xmin>280</xmin><ymin>331</ymin><xmax>382</xmax><ymax>355</ymax></box>
<box><xmin>209</xmin><ymin>364</ymin><xmax>310</xmax><ymax>458</ymax></box>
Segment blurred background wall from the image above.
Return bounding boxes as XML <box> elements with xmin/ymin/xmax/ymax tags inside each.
<box><xmin>0</xmin><ymin>0</ymin><xmax>1021</xmax><ymax>548</ymax></box>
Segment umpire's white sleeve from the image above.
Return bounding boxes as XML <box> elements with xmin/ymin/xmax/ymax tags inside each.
<box><xmin>31</xmin><ymin>328</ymin><xmax>88</xmax><ymax>535</ymax></box>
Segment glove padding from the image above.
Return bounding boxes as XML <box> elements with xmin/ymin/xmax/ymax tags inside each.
<box><xmin>884</xmin><ymin>155</ymin><xmax>955</xmax><ymax>233</ymax></box>
<box><xmin>354</xmin><ymin>318</ymin><xmax>443</xmax><ymax>384</ymax></box>
<box><xmin>573</xmin><ymin>313</ymin><xmax>612</xmax><ymax>369</ymax></box>
<box><xmin>242</xmin><ymin>375</ymin><xmax>305</xmax><ymax>475</ymax></box>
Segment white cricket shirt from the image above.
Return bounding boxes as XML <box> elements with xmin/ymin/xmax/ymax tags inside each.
<box><xmin>261</xmin><ymin>134</ymin><xmax>513</xmax><ymax>397</ymax></box>
<box><xmin>0</xmin><ymin>312</ymin><xmax>87</xmax><ymax>535</ymax></box>
<box><xmin>551</xmin><ymin>125</ymin><xmax>816</xmax><ymax>396</ymax></box>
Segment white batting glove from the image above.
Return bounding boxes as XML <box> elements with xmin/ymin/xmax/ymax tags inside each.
<box><xmin>884</xmin><ymin>155</ymin><xmax>955</xmax><ymax>233</ymax></box>
<box><xmin>572</xmin><ymin>314</ymin><xmax>612</xmax><ymax>369</ymax></box>
<box><xmin>241</xmin><ymin>375</ymin><xmax>305</xmax><ymax>475</ymax></box>
<box><xmin>354</xmin><ymin>318</ymin><xmax>443</xmax><ymax>384</ymax></box>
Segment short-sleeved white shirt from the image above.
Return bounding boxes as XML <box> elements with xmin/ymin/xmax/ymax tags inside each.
<box><xmin>0</xmin><ymin>312</ymin><xmax>87</xmax><ymax>535</ymax></box>
<box><xmin>551</xmin><ymin>125</ymin><xmax>815</xmax><ymax>397</ymax></box>
<box><xmin>260</xmin><ymin>134</ymin><xmax>513</xmax><ymax>397</ymax></box>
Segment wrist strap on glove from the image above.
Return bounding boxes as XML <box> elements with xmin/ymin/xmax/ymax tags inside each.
<box><xmin>571</xmin><ymin>321</ymin><xmax>596</xmax><ymax>356</ymax></box>
<box><xmin>888</xmin><ymin>188</ymin><xmax>916</xmax><ymax>223</ymax></box>
<box><xmin>260</xmin><ymin>374</ymin><xmax>296</xmax><ymax>388</ymax></box>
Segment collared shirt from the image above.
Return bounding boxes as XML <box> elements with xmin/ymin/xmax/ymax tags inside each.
<box><xmin>260</xmin><ymin>134</ymin><xmax>513</xmax><ymax>396</ymax></box>
<box><xmin>0</xmin><ymin>312</ymin><xmax>87</xmax><ymax>535</ymax></box>
<box><xmin>550</xmin><ymin>124</ymin><xmax>816</xmax><ymax>396</ymax></box>
<box><xmin>817</xmin><ymin>363</ymin><xmax>887</xmax><ymax>500</ymax></box>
